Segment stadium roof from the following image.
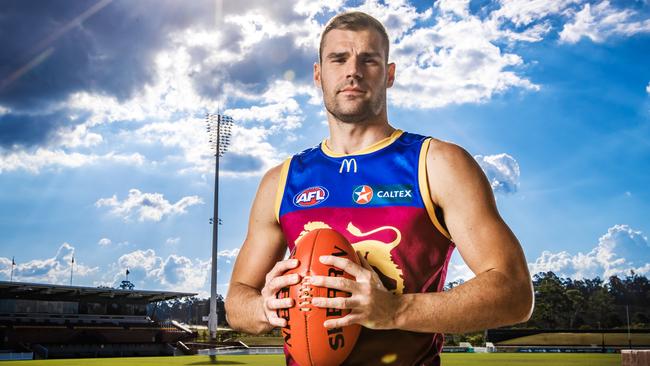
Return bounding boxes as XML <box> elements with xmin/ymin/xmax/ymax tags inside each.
<box><xmin>0</xmin><ymin>281</ymin><xmax>197</xmax><ymax>303</ymax></box>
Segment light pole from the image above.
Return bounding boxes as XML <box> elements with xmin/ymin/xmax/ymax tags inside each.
<box><xmin>206</xmin><ymin>113</ymin><xmax>233</xmax><ymax>341</ymax></box>
<box><xmin>69</xmin><ymin>255</ymin><xmax>74</xmax><ymax>285</ymax></box>
<box><xmin>626</xmin><ymin>304</ymin><xmax>631</xmax><ymax>349</ymax></box>
<box><xmin>10</xmin><ymin>257</ymin><xmax>15</xmax><ymax>282</ymax></box>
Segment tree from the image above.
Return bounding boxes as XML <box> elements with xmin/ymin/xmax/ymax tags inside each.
<box><xmin>516</xmin><ymin>272</ymin><xmax>649</xmax><ymax>330</ymax></box>
<box><xmin>529</xmin><ymin>272</ymin><xmax>572</xmax><ymax>328</ymax></box>
<box><xmin>565</xmin><ymin>288</ymin><xmax>586</xmax><ymax>329</ymax></box>
<box><xmin>585</xmin><ymin>288</ymin><xmax>617</xmax><ymax>328</ymax></box>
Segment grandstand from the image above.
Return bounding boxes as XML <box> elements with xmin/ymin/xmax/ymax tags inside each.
<box><xmin>0</xmin><ymin>281</ymin><xmax>197</xmax><ymax>360</ymax></box>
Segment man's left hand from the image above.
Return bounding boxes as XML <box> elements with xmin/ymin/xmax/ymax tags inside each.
<box><xmin>309</xmin><ymin>252</ymin><xmax>401</xmax><ymax>330</ymax></box>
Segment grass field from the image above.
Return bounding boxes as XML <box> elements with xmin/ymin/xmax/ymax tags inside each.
<box><xmin>0</xmin><ymin>353</ymin><xmax>621</xmax><ymax>366</ymax></box>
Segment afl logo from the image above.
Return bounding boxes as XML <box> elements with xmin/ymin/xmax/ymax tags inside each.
<box><xmin>352</xmin><ymin>185</ymin><xmax>374</xmax><ymax>205</ymax></box>
<box><xmin>294</xmin><ymin>186</ymin><xmax>329</xmax><ymax>207</ymax></box>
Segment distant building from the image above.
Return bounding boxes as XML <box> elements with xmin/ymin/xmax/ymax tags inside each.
<box><xmin>0</xmin><ymin>281</ymin><xmax>197</xmax><ymax>359</ymax></box>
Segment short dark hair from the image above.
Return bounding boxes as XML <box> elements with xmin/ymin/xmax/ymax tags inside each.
<box><xmin>319</xmin><ymin>11</ymin><xmax>390</xmax><ymax>63</ymax></box>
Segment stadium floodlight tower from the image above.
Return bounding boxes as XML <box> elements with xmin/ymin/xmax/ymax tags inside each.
<box><xmin>206</xmin><ymin>113</ymin><xmax>233</xmax><ymax>341</ymax></box>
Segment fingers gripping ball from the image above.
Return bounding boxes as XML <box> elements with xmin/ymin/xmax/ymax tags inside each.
<box><xmin>277</xmin><ymin>229</ymin><xmax>361</xmax><ymax>366</ymax></box>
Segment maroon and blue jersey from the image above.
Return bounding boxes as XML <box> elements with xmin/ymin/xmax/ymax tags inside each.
<box><xmin>276</xmin><ymin>130</ymin><xmax>455</xmax><ymax>366</ymax></box>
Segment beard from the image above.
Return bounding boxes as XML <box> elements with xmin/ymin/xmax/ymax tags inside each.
<box><xmin>322</xmin><ymin>81</ymin><xmax>386</xmax><ymax>124</ymax></box>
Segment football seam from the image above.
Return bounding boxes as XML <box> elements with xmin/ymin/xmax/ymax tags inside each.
<box><xmin>304</xmin><ymin>314</ymin><xmax>313</xmax><ymax>366</ymax></box>
<box><xmin>305</xmin><ymin>229</ymin><xmax>320</xmax><ymax>366</ymax></box>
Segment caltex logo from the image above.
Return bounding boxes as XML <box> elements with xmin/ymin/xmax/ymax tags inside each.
<box><xmin>294</xmin><ymin>186</ymin><xmax>329</xmax><ymax>207</ymax></box>
<box><xmin>352</xmin><ymin>185</ymin><xmax>374</xmax><ymax>204</ymax></box>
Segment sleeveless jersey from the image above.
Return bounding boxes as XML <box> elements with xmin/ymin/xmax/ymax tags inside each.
<box><xmin>276</xmin><ymin>130</ymin><xmax>455</xmax><ymax>366</ymax></box>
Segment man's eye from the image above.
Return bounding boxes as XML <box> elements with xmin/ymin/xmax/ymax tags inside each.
<box><xmin>332</xmin><ymin>59</ymin><xmax>345</xmax><ymax>63</ymax></box>
<box><xmin>364</xmin><ymin>59</ymin><xmax>378</xmax><ymax>64</ymax></box>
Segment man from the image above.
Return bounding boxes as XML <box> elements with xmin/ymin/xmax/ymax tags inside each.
<box><xmin>225</xmin><ymin>11</ymin><xmax>533</xmax><ymax>365</ymax></box>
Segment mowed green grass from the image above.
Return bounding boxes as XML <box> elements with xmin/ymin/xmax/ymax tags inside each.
<box><xmin>0</xmin><ymin>353</ymin><xmax>621</xmax><ymax>366</ymax></box>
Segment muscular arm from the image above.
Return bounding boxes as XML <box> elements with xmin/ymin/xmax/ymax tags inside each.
<box><xmin>311</xmin><ymin>140</ymin><xmax>534</xmax><ymax>333</ymax></box>
<box><xmin>224</xmin><ymin>164</ymin><xmax>299</xmax><ymax>335</ymax></box>
<box><xmin>393</xmin><ymin>140</ymin><xmax>534</xmax><ymax>333</ymax></box>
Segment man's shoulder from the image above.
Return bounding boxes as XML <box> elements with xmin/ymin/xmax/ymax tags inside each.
<box><xmin>425</xmin><ymin>138</ymin><xmax>483</xmax><ymax>192</ymax></box>
<box><xmin>259</xmin><ymin>160</ymin><xmax>288</xmax><ymax>189</ymax></box>
<box><xmin>426</xmin><ymin>138</ymin><xmax>473</xmax><ymax>166</ymax></box>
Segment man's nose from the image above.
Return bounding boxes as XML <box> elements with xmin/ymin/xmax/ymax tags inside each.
<box><xmin>345</xmin><ymin>57</ymin><xmax>363</xmax><ymax>79</ymax></box>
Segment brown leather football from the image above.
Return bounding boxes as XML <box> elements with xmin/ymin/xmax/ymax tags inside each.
<box><xmin>277</xmin><ymin>228</ymin><xmax>361</xmax><ymax>366</ymax></box>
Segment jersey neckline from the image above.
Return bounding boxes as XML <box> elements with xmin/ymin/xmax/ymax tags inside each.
<box><xmin>320</xmin><ymin>129</ymin><xmax>404</xmax><ymax>158</ymax></box>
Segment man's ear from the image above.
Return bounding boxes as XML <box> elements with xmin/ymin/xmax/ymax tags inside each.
<box><xmin>314</xmin><ymin>62</ymin><xmax>322</xmax><ymax>88</ymax></box>
<box><xmin>387</xmin><ymin>62</ymin><xmax>396</xmax><ymax>88</ymax></box>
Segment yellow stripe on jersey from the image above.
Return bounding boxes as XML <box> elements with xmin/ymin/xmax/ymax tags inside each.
<box><xmin>275</xmin><ymin>157</ymin><xmax>292</xmax><ymax>223</ymax></box>
<box><xmin>418</xmin><ymin>138</ymin><xmax>452</xmax><ymax>241</ymax></box>
<box><xmin>321</xmin><ymin>129</ymin><xmax>404</xmax><ymax>157</ymax></box>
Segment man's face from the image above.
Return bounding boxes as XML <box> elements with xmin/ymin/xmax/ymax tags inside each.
<box><xmin>315</xmin><ymin>28</ymin><xmax>395</xmax><ymax>124</ymax></box>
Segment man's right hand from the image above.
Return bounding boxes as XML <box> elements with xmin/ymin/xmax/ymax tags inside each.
<box><xmin>260</xmin><ymin>258</ymin><xmax>301</xmax><ymax>328</ymax></box>
<box><xmin>225</xmin><ymin>163</ymin><xmax>297</xmax><ymax>334</ymax></box>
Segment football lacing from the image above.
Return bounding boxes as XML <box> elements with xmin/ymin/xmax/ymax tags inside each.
<box><xmin>297</xmin><ymin>280</ymin><xmax>313</xmax><ymax>312</ymax></box>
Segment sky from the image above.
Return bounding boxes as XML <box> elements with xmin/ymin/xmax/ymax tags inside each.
<box><xmin>0</xmin><ymin>0</ymin><xmax>649</xmax><ymax>299</ymax></box>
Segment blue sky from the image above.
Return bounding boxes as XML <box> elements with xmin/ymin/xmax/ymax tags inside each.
<box><xmin>1</xmin><ymin>0</ymin><xmax>649</xmax><ymax>298</ymax></box>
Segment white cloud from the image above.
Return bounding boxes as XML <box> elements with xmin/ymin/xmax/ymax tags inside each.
<box><xmin>529</xmin><ymin>224</ymin><xmax>650</xmax><ymax>279</ymax></box>
<box><xmin>218</xmin><ymin>248</ymin><xmax>240</xmax><ymax>265</ymax></box>
<box><xmin>0</xmin><ymin>243</ymin><xmax>98</xmax><ymax>284</ymax></box>
<box><xmin>158</xmin><ymin>254</ymin><xmax>209</xmax><ymax>289</ymax></box>
<box><xmin>530</xmin><ymin>250</ymin><xmax>575</xmax><ymax>273</ymax></box>
<box><xmin>56</xmin><ymin>124</ymin><xmax>103</xmax><ymax>149</ymax></box>
<box><xmin>110</xmin><ymin>247</ymin><xmax>242</xmax><ymax>295</ymax></box>
<box><xmin>0</xmin><ymin>257</ymin><xmax>12</xmax><ymax>277</ymax></box>
<box><xmin>2</xmin><ymin>32</ymin><xmax>222</xmax><ymax>175</ymax></box>
<box><xmin>7</xmin><ymin>0</ymin><xmax>650</xmax><ymax>177</ymax></box>
<box><xmin>224</xmin><ymin>80</ymin><xmax>306</xmax><ymax>132</ymax></box>
<box><xmin>646</xmin><ymin>82</ymin><xmax>650</xmax><ymax>94</ymax></box>
<box><xmin>98</xmin><ymin>238</ymin><xmax>112</xmax><ymax>247</ymax></box>
<box><xmin>66</xmin><ymin>44</ymin><xmax>220</xmax><ymax>126</ymax></box>
<box><xmin>560</xmin><ymin>1</ymin><xmax>650</xmax><ymax>44</ymax></box>
<box><xmin>294</xmin><ymin>0</ymin><xmax>344</xmax><ymax>18</ymax></box>
<box><xmin>130</xmin><ymin>117</ymin><xmax>214</xmax><ymax>173</ymax></box>
<box><xmin>0</xmin><ymin>105</ymin><xmax>10</xmax><ymax>115</ymax></box>
<box><xmin>66</xmin><ymin>29</ymin><xmax>310</xmax><ymax>179</ymax></box>
<box><xmin>136</xmin><ymin>0</ymin><xmax>544</xmax><ymax>115</ymax></box>
<box><xmin>436</xmin><ymin>0</ymin><xmax>470</xmax><ymax>18</ymax></box>
<box><xmin>118</xmin><ymin>249</ymin><xmax>162</xmax><ymax>274</ymax></box>
<box><xmin>221</xmin><ymin>125</ymin><xmax>285</xmax><ymax>176</ymax></box>
<box><xmin>131</xmin><ymin>117</ymin><xmax>283</xmax><ymax>177</ymax></box>
<box><xmin>1</xmin><ymin>45</ymin><xmax>211</xmax><ymax>174</ymax></box>
<box><xmin>493</xmin><ymin>0</ymin><xmax>582</xmax><ymax>27</ymax></box>
<box><xmin>176</xmin><ymin>0</ymin><xmax>648</xmax><ymax>113</ymax></box>
<box><xmin>474</xmin><ymin>153</ymin><xmax>520</xmax><ymax>194</ymax></box>
<box><xmin>110</xmin><ymin>249</ymin><xmax>216</xmax><ymax>296</ymax></box>
<box><xmin>385</xmin><ymin>2</ymin><xmax>539</xmax><ymax>109</ymax></box>
<box><xmin>0</xmin><ymin>148</ymin><xmax>144</xmax><ymax>174</ymax></box>
<box><xmin>445</xmin><ymin>250</ymin><xmax>475</xmax><ymax>284</ymax></box>
<box><xmin>218</xmin><ymin>248</ymin><xmax>240</xmax><ymax>258</ymax></box>
<box><xmin>225</xmin><ymin>95</ymin><xmax>303</xmax><ymax>130</ymax></box>
<box><xmin>166</xmin><ymin>237</ymin><xmax>180</xmax><ymax>245</ymax></box>
<box><xmin>352</xmin><ymin>0</ymin><xmax>433</xmax><ymax>41</ymax></box>
<box><xmin>95</xmin><ymin>189</ymin><xmax>203</xmax><ymax>222</ymax></box>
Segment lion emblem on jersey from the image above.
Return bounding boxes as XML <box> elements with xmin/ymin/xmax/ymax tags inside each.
<box><xmin>297</xmin><ymin>221</ymin><xmax>405</xmax><ymax>294</ymax></box>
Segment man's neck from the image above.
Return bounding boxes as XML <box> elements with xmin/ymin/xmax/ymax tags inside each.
<box><xmin>325</xmin><ymin>116</ymin><xmax>396</xmax><ymax>155</ymax></box>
